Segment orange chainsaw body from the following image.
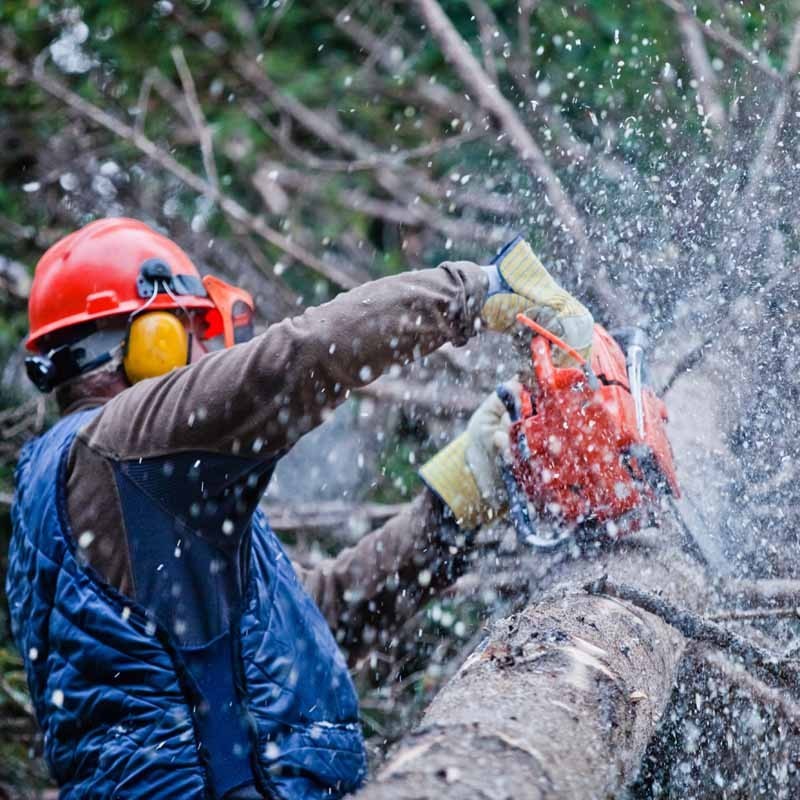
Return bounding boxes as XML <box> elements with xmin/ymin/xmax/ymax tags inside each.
<box><xmin>509</xmin><ymin>325</ymin><xmax>679</xmax><ymax>535</ymax></box>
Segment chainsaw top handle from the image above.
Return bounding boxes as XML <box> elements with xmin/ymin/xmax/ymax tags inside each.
<box><xmin>516</xmin><ymin>313</ymin><xmax>598</xmax><ymax>391</ymax></box>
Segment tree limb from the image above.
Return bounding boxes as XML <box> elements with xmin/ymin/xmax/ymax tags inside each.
<box><xmin>719</xmin><ymin>578</ymin><xmax>800</xmax><ymax>609</ymax></box>
<box><xmin>0</xmin><ymin>49</ymin><xmax>359</xmax><ymax>290</ymax></box>
<box><xmin>701</xmin><ymin>649</ymin><xmax>800</xmax><ymax>730</ymax></box>
<box><xmin>466</xmin><ymin>0</ymin><xmax>502</xmax><ymax>87</ymax></box>
<box><xmin>584</xmin><ymin>575</ymin><xmax>800</xmax><ymax>684</ymax></box>
<box><xmin>409</xmin><ymin>0</ymin><xmax>591</xmax><ymax>256</ymax></box>
<box><xmin>674</xmin><ymin>7</ymin><xmax>729</xmax><ymax>135</ymax></box>
<box><xmin>739</xmin><ymin>18</ymin><xmax>800</xmax><ymax>207</ymax></box>
<box><xmin>262</xmin><ymin>500</ymin><xmax>409</xmax><ymax>533</ymax></box>
<box><xmin>658</xmin><ymin>0</ymin><xmax>782</xmax><ymax>83</ymax></box>
<box><xmin>708</xmin><ymin>606</ymin><xmax>800</xmax><ymax>622</ymax></box>
<box><xmin>356</xmin><ymin>376</ymin><xmax>481</xmax><ymax>416</ymax></box>
<box><xmin>171</xmin><ymin>45</ymin><xmax>219</xmax><ymax>192</ymax></box>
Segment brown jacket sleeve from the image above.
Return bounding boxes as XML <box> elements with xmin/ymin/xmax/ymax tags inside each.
<box><xmin>78</xmin><ymin>261</ymin><xmax>487</xmax><ymax>461</ymax></box>
<box><xmin>66</xmin><ymin>261</ymin><xmax>486</xmax><ymax>596</ymax></box>
<box><xmin>294</xmin><ymin>489</ymin><xmax>474</xmax><ymax>666</ymax></box>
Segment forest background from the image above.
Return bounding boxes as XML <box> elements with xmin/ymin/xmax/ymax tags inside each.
<box><xmin>2</xmin><ymin>1</ymin><xmax>800</xmax><ymax>796</ymax></box>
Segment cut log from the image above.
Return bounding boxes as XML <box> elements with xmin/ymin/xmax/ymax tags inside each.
<box><xmin>354</xmin><ymin>527</ymin><xmax>708</xmax><ymax>799</ymax></box>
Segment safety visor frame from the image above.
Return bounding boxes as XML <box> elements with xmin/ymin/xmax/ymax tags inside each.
<box><xmin>201</xmin><ymin>275</ymin><xmax>255</xmax><ymax>349</ymax></box>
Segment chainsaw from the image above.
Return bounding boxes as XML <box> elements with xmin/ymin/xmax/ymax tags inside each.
<box><xmin>497</xmin><ymin>313</ymin><xmax>681</xmax><ymax>550</ymax></box>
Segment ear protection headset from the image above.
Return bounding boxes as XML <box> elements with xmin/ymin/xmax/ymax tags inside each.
<box><xmin>122</xmin><ymin>311</ymin><xmax>190</xmax><ymax>384</ymax></box>
<box><xmin>25</xmin><ymin>259</ymin><xmax>252</xmax><ymax>392</ymax></box>
<box><xmin>25</xmin><ymin>312</ymin><xmax>190</xmax><ymax>392</ymax></box>
<box><xmin>120</xmin><ymin>258</ymin><xmax>194</xmax><ymax>384</ymax></box>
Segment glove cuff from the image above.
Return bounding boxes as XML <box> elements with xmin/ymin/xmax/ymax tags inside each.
<box><xmin>420</xmin><ymin>433</ymin><xmax>487</xmax><ymax>530</ymax></box>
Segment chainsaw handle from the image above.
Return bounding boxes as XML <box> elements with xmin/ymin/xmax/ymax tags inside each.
<box><xmin>516</xmin><ymin>313</ymin><xmax>598</xmax><ymax>392</ymax></box>
<box><xmin>495</xmin><ymin>384</ymin><xmax>538</xmax><ymax>546</ymax></box>
<box><xmin>530</xmin><ymin>335</ymin><xmax>556</xmax><ymax>391</ymax></box>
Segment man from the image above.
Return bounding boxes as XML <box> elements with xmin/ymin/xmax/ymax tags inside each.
<box><xmin>7</xmin><ymin>218</ymin><xmax>592</xmax><ymax>799</ymax></box>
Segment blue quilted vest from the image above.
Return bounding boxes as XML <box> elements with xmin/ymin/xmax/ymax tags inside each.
<box><xmin>6</xmin><ymin>410</ymin><xmax>367</xmax><ymax>799</ymax></box>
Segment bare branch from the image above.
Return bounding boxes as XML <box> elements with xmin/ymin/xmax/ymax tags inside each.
<box><xmin>740</xmin><ymin>19</ymin><xmax>800</xmax><ymax>206</ymax></box>
<box><xmin>410</xmin><ymin>0</ymin><xmax>592</xmax><ymax>256</ymax></box>
<box><xmin>263</xmin><ymin>0</ymin><xmax>296</xmax><ymax>43</ymax></box>
<box><xmin>466</xmin><ymin>0</ymin><xmax>503</xmax><ymax>87</ymax></box>
<box><xmin>584</xmin><ymin>575</ymin><xmax>800</xmax><ymax>685</ymax></box>
<box><xmin>659</xmin><ymin>336</ymin><xmax>714</xmax><ymax>395</ymax></box>
<box><xmin>356</xmin><ymin>375</ymin><xmax>481</xmax><ymax>416</ymax></box>
<box><xmin>516</xmin><ymin>0</ymin><xmax>541</xmax><ymax>70</ymax></box>
<box><xmin>135</xmin><ymin>66</ymin><xmax>196</xmax><ymax>134</ymax></box>
<box><xmin>330</xmin><ymin>7</ymin><xmax>481</xmax><ymax>124</ymax></box>
<box><xmin>719</xmin><ymin>579</ymin><xmax>800</xmax><ymax>609</ymax></box>
<box><xmin>0</xmin><ymin>50</ymin><xmax>359</xmax><ymax>289</ymax></box>
<box><xmin>658</xmin><ymin>0</ymin><xmax>782</xmax><ymax>83</ymax></box>
<box><xmin>171</xmin><ymin>45</ymin><xmax>219</xmax><ymax>192</ymax></box>
<box><xmin>233</xmin><ymin>53</ymin><xmax>377</xmax><ymax>160</ymax></box>
<box><xmin>709</xmin><ymin>606</ymin><xmax>800</xmax><ymax>622</ymax></box>
<box><xmin>675</xmin><ymin>9</ymin><xmax>729</xmax><ymax>134</ymax></box>
<box><xmin>0</xmin><ymin>213</ymin><xmax>36</xmax><ymax>244</ymax></box>
<box><xmin>0</xmin><ymin>254</ymin><xmax>31</xmax><ymax>301</ymax></box>
<box><xmin>242</xmin><ymin>98</ymin><xmax>483</xmax><ymax>175</ymax></box>
<box><xmin>263</xmin><ymin>500</ymin><xmax>409</xmax><ymax>533</ymax></box>
<box><xmin>133</xmin><ymin>68</ymin><xmax>156</xmax><ymax>136</ymax></box>
<box><xmin>702</xmin><ymin>650</ymin><xmax>800</xmax><ymax>728</ymax></box>
<box><xmin>253</xmin><ymin>162</ymin><xmax>505</xmax><ymax>246</ymax></box>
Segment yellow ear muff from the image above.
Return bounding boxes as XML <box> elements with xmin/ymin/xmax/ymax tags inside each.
<box><xmin>123</xmin><ymin>311</ymin><xmax>189</xmax><ymax>384</ymax></box>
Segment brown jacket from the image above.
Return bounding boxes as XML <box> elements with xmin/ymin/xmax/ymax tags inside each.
<box><xmin>65</xmin><ymin>261</ymin><xmax>487</xmax><ymax>661</ymax></box>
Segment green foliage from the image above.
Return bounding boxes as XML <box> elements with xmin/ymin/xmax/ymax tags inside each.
<box><xmin>372</xmin><ymin>425</ymin><xmax>435</xmax><ymax>503</ymax></box>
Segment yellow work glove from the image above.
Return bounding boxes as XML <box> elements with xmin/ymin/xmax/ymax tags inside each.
<box><xmin>419</xmin><ymin>382</ymin><xmax>519</xmax><ymax>530</ymax></box>
<box><xmin>481</xmin><ymin>236</ymin><xmax>594</xmax><ymax>365</ymax></box>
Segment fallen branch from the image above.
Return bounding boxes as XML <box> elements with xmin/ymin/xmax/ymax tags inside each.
<box><xmin>584</xmin><ymin>575</ymin><xmax>800</xmax><ymax>684</ymax></box>
<box><xmin>356</xmin><ymin>525</ymin><xmax>705</xmax><ymax>800</ymax></box>
<box><xmin>719</xmin><ymin>578</ymin><xmax>800</xmax><ymax>609</ymax></box>
<box><xmin>262</xmin><ymin>500</ymin><xmax>409</xmax><ymax>533</ymax></box>
<box><xmin>708</xmin><ymin>606</ymin><xmax>800</xmax><ymax>622</ymax></box>
<box><xmin>702</xmin><ymin>649</ymin><xmax>800</xmax><ymax>730</ymax></box>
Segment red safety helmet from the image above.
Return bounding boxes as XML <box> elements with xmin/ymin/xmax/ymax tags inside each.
<box><xmin>25</xmin><ymin>218</ymin><xmax>255</xmax><ymax>392</ymax></box>
<box><xmin>27</xmin><ymin>217</ymin><xmax>216</xmax><ymax>352</ymax></box>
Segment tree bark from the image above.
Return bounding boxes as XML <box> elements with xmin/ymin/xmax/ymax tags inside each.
<box><xmin>354</xmin><ymin>526</ymin><xmax>708</xmax><ymax>799</ymax></box>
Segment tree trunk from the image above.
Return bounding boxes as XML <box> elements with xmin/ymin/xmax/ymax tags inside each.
<box><xmin>355</xmin><ymin>527</ymin><xmax>708</xmax><ymax>799</ymax></box>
